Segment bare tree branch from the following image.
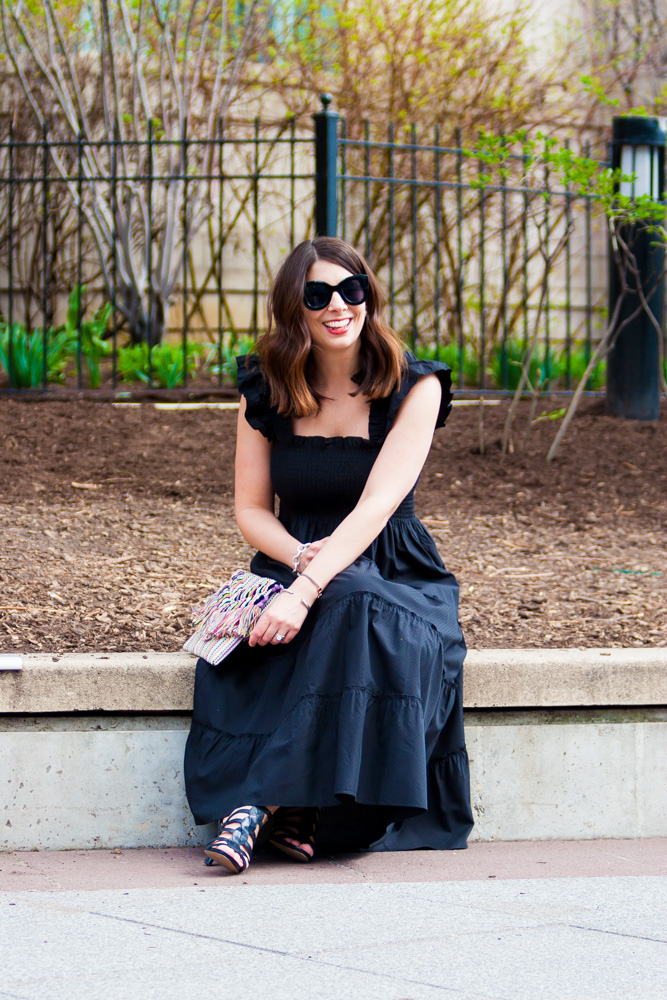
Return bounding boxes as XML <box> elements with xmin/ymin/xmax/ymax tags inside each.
<box><xmin>3</xmin><ymin>0</ymin><xmax>270</xmax><ymax>344</ymax></box>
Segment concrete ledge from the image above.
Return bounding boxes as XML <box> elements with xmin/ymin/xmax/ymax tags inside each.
<box><xmin>1</xmin><ymin>649</ymin><xmax>666</xmax><ymax>850</ymax></box>
<box><xmin>0</xmin><ymin>653</ymin><xmax>193</xmax><ymax>714</ymax></box>
<box><xmin>1</xmin><ymin>649</ymin><xmax>665</xmax><ymax>714</ymax></box>
<box><xmin>464</xmin><ymin>648</ymin><xmax>667</xmax><ymax>708</ymax></box>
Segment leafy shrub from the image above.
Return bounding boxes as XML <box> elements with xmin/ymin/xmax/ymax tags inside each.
<box><xmin>415</xmin><ymin>341</ymin><xmax>481</xmax><ymax>386</ymax></box>
<box><xmin>487</xmin><ymin>341</ymin><xmax>607</xmax><ymax>391</ymax></box>
<box><xmin>205</xmin><ymin>335</ymin><xmax>257</xmax><ymax>386</ymax></box>
<box><xmin>0</xmin><ymin>286</ymin><xmax>114</xmax><ymax>389</ymax></box>
<box><xmin>61</xmin><ymin>286</ymin><xmax>113</xmax><ymax>389</ymax></box>
<box><xmin>563</xmin><ymin>344</ymin><xmax>606</xmax><ymax>390</ymax></box>
<box><xmin>117</xmin><ymin>341</ymin><xmax>203</xmax><ymax>388</ymax></box>
<box><xmin>0</xmin><ymin>323</ymin><xmax>75</xmax><ymax>388</ymax></box>
<box><xmin>488</xmin><ymin>340</ymin><xmax>564</xmax><ymax>391</ymax></box>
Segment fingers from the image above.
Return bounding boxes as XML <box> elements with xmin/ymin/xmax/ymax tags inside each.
<box><xmin>249</xmin><ymin>621</ymin><xmax>297</xmax><ymax>647</ymax></box>
<box><xmin>302</xmin><ymin>537</ymin><xmax>330</xmax><ymax>566</ymax></box>
<box><xmin>262</xmin><ymin>618</ymin><xmax>296</xmax><ymax>646</ymax></box>
<box><xmin>250</xmin><ymin>586</ymin><xmax>313</xmax><ymax>646</ymax></box>
<box><xmin>248</xmin><ymin>617</ymin><xmax>274</xmax><ymax>646</ymax></box>
<box><xmin>269</xmin><ymin>627</ymin><xmax>297</xmax><ymax>646</ymax></box>
<box><xmin>248</xmin><ymin>594</ymin><xmax>307</xmax><ymax>647</ymax></box>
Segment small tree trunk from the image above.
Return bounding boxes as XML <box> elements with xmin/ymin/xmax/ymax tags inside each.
<box><xmin>119</xmin><ymin>284</ymin><xmax>168</xmax><ymax>345</ymax></box>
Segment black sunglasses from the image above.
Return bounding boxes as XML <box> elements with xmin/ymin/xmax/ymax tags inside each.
<box><xmin>303</xmin><ymin>274</ymin><xmax>369</xmax><ymax>311</ymax></box>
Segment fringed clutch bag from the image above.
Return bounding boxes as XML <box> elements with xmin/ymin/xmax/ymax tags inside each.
<box><xmin>183</xmin><ymin>569</ymin><xmax>283</xmax><ymax>664</ymax></box>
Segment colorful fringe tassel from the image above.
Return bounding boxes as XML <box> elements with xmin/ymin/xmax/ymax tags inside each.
<box><xmin>183</xmin><ymin>570</ymin><xmax>283</xmax><ymax>665</ymax></box>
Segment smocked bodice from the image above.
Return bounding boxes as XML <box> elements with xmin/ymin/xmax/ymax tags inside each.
<box><xmin>237</xmin><ymin>351</ymin><xmax>454</xmax><ymax>574</ymax></box>
<box><xmin>270</xmin><ymin>434</ymin><xmax>417</xmax><ymax>527</ymax></box>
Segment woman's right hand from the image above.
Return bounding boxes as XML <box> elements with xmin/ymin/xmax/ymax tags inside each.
<box><xmin>249</xmin><ymin>590</ymin><xmax>309</xmax><ymax>647</ymax></box>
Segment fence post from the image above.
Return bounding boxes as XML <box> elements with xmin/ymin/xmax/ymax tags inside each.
<box><xmin>313</xmin><ymin>94</ymin><xmax>339</xmax><ymax>237</ymax></box>
<box><xmin>606</xmin><ymin>116</ymin><xmax>665</xmax><ymax>420</ymax></box>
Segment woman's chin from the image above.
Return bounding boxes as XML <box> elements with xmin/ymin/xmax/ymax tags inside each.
<box><xmin>315</xmin><ymin>330</ymin><xmax>362</xmax><ymax>353</ymax></box>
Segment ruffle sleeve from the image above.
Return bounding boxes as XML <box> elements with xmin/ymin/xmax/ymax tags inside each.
<box><xmin>383</xmin><ymin>352</ymin><xmax>453</xmax><ymax>434</ymax></box>
<box><xmin>236</xmin><ymin>354</ymin><xmax>275</xmax><ymax>441</ymax></box>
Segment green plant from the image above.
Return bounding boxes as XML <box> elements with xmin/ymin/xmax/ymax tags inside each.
<box><xmin>532</xmin><ymin>406</ymin><xmax>567</xmax><ymax>423</ymax></box>
<box><xmin>564</xmin><ymin>344</ymin><xmax>606</xmax><ymax>390</ymax></box>
<box><xmin>117</xmin><ymin>341</ymin><xmax>203</xmax><ymax>388</ymax></box>
<box><xmin>415</xmin><ymin>341</ymin><xmax>481</xmax><ymax>386</ymax></box>
<box><xmin>206</xmin><ymin>335</ymin><xmax>257</xmax><ymax>386</ymax></box>
<box><xmin>0</xmin><ymin>288</ymin><xmax>117</xmax><ymax>390</ymax></box>
<box><xmin>60</xmin><ymin>285</ymin><xmax>113</xmax><ymax>389</ymax></box>
<box><xmin>489</xmin><ymin>340</ymin><xmax>564</xmax><ymax>391</ymax></box>
<box><xmin>0</xmin><ymin>322</ymin><xmax>75</xmax><ymax>388</ymax></box>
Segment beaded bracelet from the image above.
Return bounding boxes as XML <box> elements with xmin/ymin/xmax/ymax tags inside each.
<box><xmin>292</xmin><ymin>542</ymin><xmax>312</xmax><ymax>575</ymax></box>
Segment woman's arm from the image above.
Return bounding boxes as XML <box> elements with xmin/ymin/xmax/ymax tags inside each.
<box><xmin>249</xmin><ymin>374</ymin><xmax>443</xmax><ymax>645</ymax></box>
<box><xmin>296</xmin><ymin>373</ymin><xmax>442</xmax><ymax>587</ymax></box>
<box><xmin>235</xmin><ymin>397</ymin><xmax>330</xmax><ymax>647</ymax></box>
<box><xmin>234</xmin><ymin>395</ymin><xmax>301</xmax><ymax>568</ymax></box>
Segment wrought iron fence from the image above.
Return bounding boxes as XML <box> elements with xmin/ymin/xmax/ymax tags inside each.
<box><xmin>0</xmin><ymin>118</ymin><xmax>315</xmax><ymax>392</ymax></box>
<box><xmin>0</xmin><ymin>106</ymin><xmax>609</xmax><ymax>395</ymax></box>
<box><xmin>336</xmin><ymin>121</ymin><xmax>608</xmax><ymax>394</ymax></box>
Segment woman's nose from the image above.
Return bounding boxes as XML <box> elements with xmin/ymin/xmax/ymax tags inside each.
<box><xmin>328</xmin><ymin>291</ymin><xmax>346</xmax><ymax>310</ymax></box>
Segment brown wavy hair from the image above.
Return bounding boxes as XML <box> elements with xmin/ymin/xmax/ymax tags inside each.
<box><xmin>254</xmin><ymin>237</ymin><xmax>407</xmax><ymax>418</ymax></box>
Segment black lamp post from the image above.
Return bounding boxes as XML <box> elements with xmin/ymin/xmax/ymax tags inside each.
<box><xmin>313</xmin><ymin>94</ymin><xmax>339</xmax><ymax>238</ymax></box>
<box><xmin>606</xmin><ymin>116</ymin><xmax>666</xmax><ymax>421</ymax></box>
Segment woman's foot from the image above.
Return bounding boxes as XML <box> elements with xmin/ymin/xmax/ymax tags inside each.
<box><xmin>269</xmin><ymin>807</ymin><xmax>320</xmax><ymax>863</ymax></box>
<box><xmin>204</xmin><ymin>805</ymin><xmax>275</xmax><ymax>874</ymax></box>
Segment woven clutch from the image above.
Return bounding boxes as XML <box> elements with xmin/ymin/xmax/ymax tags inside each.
<box><xmin>183</xmin><ymin>569</ymin><xmax>283</xmax><ymax>664</ymax></box>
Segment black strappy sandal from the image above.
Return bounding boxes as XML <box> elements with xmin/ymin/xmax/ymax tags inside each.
<box><xmin>204</xmin><ymin>805</ymin><xmax>272</xmax><ymax>874</ymax></box>
<box><xmin>268</xmin><ymin>807</ymin><xmax>320</xmax><ymax>863</ymax></box>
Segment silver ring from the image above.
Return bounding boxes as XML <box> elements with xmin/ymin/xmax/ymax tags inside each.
<box><xmin>274</xmin><ymin>633</ymin><xmax>286</xmax><ymax>642</ymax></box>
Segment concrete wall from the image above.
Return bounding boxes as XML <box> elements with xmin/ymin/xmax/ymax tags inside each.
<box><xmin>467</xmin><ymin>709</ymin><xmax>667</xmax><ymax>842</ymax></box>
<box><xmin>1</xmin><ymin>651</ymin><xmax>666</xmax><ymax>850</ymax></box>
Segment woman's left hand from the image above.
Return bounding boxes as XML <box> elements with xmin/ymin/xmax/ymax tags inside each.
<box><xmin>249</xmin><ymin>590</ymin><xmax>309</xmax><ymax>647</ymax></box>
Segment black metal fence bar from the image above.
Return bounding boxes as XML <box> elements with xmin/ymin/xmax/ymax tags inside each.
<box><xmin>456</xmin><ymin>128</ymin><xmax>465</xmax><ymax>391</ymax></box>
<box><xmin>388</xmin><ymin>123</ymin><xmax>396</xmax><ymax>332</ymax></box>
<box><xmin>501</xmin><ymin>138</ymin><xmax>509</xmax><ymax>387</ymax></box>
<box><xmin>6</xmin><ymin>125</ymin><xmax>14</xmax><ymax>385</ymax></box>
<box><xmin>564</xmin><ymin>142</ymin><xmax>572</xmax><ymax>390</ymax></box>
<box><xmin>585</xmin><ymin>142</ymin><xmax>594</xmax><ymax>379</ymax></box>
<box><xmin>41</xmin><ymin>124</ymin><xmax>49</xmax><ymax>389</ymax></box>
<box><xmin>478</xmin><ymin>147</ymin><xmax>487</xmax><ymax>390</ymax></box>
<box><xmin>339</xmin><ymin>172</ymin><xmax>602</xmax><ymax>199</ymax></box>
<box><xmin>433</xmin><ymin>127</ymin><xmax>441</xmax><ymax>362</ymax></box>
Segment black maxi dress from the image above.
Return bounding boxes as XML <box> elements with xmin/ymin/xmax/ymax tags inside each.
<box><xmin>184</xmin><ymin>352</ymin><xmax>474</xmax><ymax>852</ymax></box>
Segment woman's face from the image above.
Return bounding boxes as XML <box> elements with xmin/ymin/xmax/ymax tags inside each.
<box><xmin>303</xmin><ymin>259</ymin><xmax>367</xmax><ymax>356</ymax></box>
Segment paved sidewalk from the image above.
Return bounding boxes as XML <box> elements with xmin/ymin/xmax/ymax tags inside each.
<box><xmin>1</xmin><ymin>840</ymin><xmax>666</xmax><ymax>1000</ymax></box>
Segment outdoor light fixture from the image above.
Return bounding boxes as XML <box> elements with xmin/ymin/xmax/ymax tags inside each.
<box><xmin>607</xmin><ymin>116</ymin><xmax>666</xmax><ymax>421</ymax></box>
<box><xmin>619</xmin><ymin>135</ymin><xmax>663</xmax><ymax>200</ymax></box>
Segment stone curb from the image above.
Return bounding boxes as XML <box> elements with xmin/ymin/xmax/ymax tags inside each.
<box><xmin>1</xmin><ymin>648</ymin><xmax>665</xmax><ymax>714</ymax></box>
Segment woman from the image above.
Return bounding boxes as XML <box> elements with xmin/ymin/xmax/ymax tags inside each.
<box><xmin>184</xmin><ymin>237</ymin><xmax>473</xmax><ymax>873</ymax></box>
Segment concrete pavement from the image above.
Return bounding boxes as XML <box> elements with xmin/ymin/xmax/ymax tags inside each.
<box><xmin>1</xmin><ymin>839</ymin><xmax>665</xmax><ymax>1000</ymax></box>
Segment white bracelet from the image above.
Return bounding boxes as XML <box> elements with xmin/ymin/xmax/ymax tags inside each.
<box><xmin>292</xmin><ymin>542</ymin><xmax>312</xmax><ymax>575</ymax></box>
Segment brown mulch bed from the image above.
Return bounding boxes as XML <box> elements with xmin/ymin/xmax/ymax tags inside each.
<box><xmin>1</xmin><ymin>396</ymin><xmax>665</xmax><ymax>652</ymax></box>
